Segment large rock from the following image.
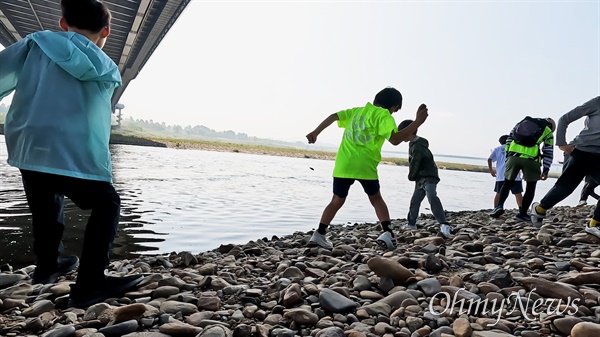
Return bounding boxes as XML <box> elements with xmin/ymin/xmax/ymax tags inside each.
<box><xmin>559</xmin><ymin>272</ymin><xmax>600</xmax><ymax>285</ymax></box>
<box><xmin>453</xmin><ymin>317</ymin><xmax>473</xmax><ymax>337</ymax></box>
<box><xmin>571</xmin><ymin>322</ymin><xmax>600</xmax><ymax>337</ymax></box>
<box><xmin>472</xmin><ymin>331</ymin><xmax>516</xmax><ymax>337</ymax></box>
<box><xmin>516</xmin><ymin>277</ymin><xmax>584</xmax><ymax>301</ymax></box>
<box><xmin>283</xmin><ymin>308</ymin><xmax>319</xmax><ymax>325</ymax></box>
<box><xmin>319</xmin><ymin>288</ymin><xmax>359</xmax><ymax>313</ymax></box>
<box><xmin>470</xmin><ymin>269</ymin><xmax>513</xmax><ymax>288</ymax></box>
<box><xmin>440</xmin><ymin>286</ymin><xmax>480</xmax><ymax>301</ymax></box>
<box><xmin>367</xmin><ymin>256</ymin><xmax>415</xmax><ymax>285</ymax></box>
<box><xmin>0</xmin><ymin>274</ymin><xmax>27</xmax><ymax>288</ymax></box>
<box><xmin>417</xmin><ymin>278</ymin><xmax>442</xmax><ymax>296</ymax></box>
<box><xmin>553</xmin><ymin>317</ymin><xmax>584</xmax><ymax>336</ymax></box>
<box><xmin>197</xmin><ymin>324</ymin><xmax>233</xmax><ymax>337</ymax></box>
<box><xmin>315</xmin><ymin>327</ymin><xmax>345</xmax><ymax>337</ymax></box>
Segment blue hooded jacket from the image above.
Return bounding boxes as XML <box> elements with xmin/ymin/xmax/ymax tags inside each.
<box><xmin>0</xmin><ymin>31</ymin><xmax>122</xmax><ymax>182</ymax></box>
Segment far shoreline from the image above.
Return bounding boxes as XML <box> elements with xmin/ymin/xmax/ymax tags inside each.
<box><xmin>0</xmin><ymin>126</ymin><xmax>559</xmax><ymax>177</ymax></box>
<box><xmin>108</xmin><ymin>132</ymin><xmax>513</xmax><ymax>176</ymax></box>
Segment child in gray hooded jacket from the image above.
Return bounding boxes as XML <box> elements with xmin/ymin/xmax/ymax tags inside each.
<box><xmin>531</xmin><ymin>96</ymin><xmax>600</xmax><ymax>238</ymax></box>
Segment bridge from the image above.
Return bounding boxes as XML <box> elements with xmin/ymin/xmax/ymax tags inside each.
<box><xmin>0</xmin><ymin>0</ymin><xmax>191</xmax><ymax>110</ymax></box>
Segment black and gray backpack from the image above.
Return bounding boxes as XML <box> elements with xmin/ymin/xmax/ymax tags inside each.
<box><xmin>511</xmin><ymin>116</ymin><xmax>547</xmax><ymax>147</ymax></box>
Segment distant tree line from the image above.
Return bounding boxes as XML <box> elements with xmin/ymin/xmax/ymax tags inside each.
<box><xmin>0</xmin><ymin>106</ymin><xmax>249</xmax><ymax>141</ymax></box>
<box><xmin>120</xmin><ymin>117</ymin><xmax>315</xmax><ymax>150</ymax></box>
<box><xmin>0</xmin><ymin>105</ymin><xmax>321</xmax><ymax>150</ymax></box>
<box><xmin>122</xmin><ymin>117</ymin><xmax>254</xmax><ymax>141</ymax></box>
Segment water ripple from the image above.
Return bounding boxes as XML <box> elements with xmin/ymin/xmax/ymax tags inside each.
<box><xmin>1</xmin><ymin>137</ymin><xmax>583</xmax><ymax>267</ymax></box>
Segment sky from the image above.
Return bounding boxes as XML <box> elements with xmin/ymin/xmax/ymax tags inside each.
<box><xmin>1</xmin><ymin>1</ymin><xmax>599</xmax><ymax>159</ymax></box>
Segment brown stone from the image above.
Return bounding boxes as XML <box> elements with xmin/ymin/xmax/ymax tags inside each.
<box><xmin>553</xmin><ymin>317</ymin><xmax>584</xmax><ymax>336</ymax></box>
<box><xmin>367</xmin><ymin>256</ymin><xmax>415</xmax><ymax>285</ymax></box>
<box><xmin>111</xmin><ymin>303</ymin><xmax>147</xmax><ymax>324</ymax></box>
<box><xmin>571</xmin><ymin>322</ymin><xmax>600</xmax><ymax>337</ymax></box>
<box><xmin>452</xmin><ymin>317</ymin><xmax>473</xmax><ymax>337</ymax></box>
<box><xmin>517</xmin><ymin>277</ymin><xmax>584</xmax><ymax>301</ymax></box>
<box><xmin>559</xmin><ymin>271</ymin><xmax>600</xmax><ymax>285</ymax></box>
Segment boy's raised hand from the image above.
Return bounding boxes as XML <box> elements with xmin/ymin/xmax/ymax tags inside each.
<box><xmin>415</xmin><ymin>104</ymin><xmax>428</xmax><ymax>124</ymax></box>
<box><xmin>306</xmin><ymin>131</ymin><xmax>318</xmax><ymax>144</ymax></box>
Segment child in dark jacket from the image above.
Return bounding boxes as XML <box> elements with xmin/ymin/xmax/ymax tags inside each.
<box><xmin>398</xmin><ymin>119</ymin><xmax>452</xmax><ymax>238</ymax></box>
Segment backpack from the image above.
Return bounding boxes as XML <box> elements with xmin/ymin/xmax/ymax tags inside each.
<box><xmin>511</xmin><ymin>116</ymin><xmax>547</xmax><ymax>147</ymax></box>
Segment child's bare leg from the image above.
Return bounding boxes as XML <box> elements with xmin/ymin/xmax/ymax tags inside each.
<box><xmin>368</xmin><ymin>192</ymin><xmax>391</xmax><ymax>223</ymax></box>
<box><xmin>369</xmin><ymin>192</ymin><xmax>395</xmax><ymax>250</ymax></box>
<box><xmin>319</xmin><ymin>195</ymin><xmax>345</xmax><ymax>226</ymax></box>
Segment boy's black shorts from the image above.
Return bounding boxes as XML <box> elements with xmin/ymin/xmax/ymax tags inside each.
<box><xmin>494</xmin><ymin>180</ymin><xmax>523</xmax><ymax>194</ymax></box>
<box><xmin>333</xmin><ymin>177</ymin><xmax>380</xmax><ymax>198</ymax></box>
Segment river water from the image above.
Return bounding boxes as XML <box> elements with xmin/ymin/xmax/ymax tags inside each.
<box><xmin>0</xmin><ymin>136</ymin><xmax>583</xmax><ymax>267</ymax></box>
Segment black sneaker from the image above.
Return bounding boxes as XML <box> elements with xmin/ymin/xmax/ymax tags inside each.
<box><xmin>32</xmin><ymin>255</ymin><xmax>79</xmax><ymax>285</ymax></box>
<box><xmin>489</xmin><ymin>206</ymin><xmax>504</xmax><ymax>218</ymax></box>
<box><xmin>515</xmin><ymin>213</ymin><xmax>531</xmax><ymax>222</ymax></box>
<box><xmin>68</xmin><ymin>274</ymin><xmax>144</xmax><ymax>308</ymax></box>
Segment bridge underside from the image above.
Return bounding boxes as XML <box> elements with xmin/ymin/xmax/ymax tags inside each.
<box><xmin>0</xmin><ymin>0</ymin><xmax>190</xmax><ymax>108</ymax></box>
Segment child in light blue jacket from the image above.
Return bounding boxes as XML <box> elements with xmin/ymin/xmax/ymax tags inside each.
<box><xmin>0</xmin><ymin>0</ymin><xmax>142</xmax><ymax>308</ymax></box>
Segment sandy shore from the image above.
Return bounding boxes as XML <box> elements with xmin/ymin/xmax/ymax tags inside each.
<box><xmin>158</xmin><ymin>140</ymin><xmax>337</xmax><ymax>162</ymax></box>
<box><xmin>1</xmin><ymin>205</ymin><xmax>599</xmax><ymax>337</ymax></box>
<box><xmin>109</xmin><ymin>133</ymin><xmax>338</xmax><ymax>162</ymax></box>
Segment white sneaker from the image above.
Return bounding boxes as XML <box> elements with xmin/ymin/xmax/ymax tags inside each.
<box><xmin>530</xmin><ymin>202</ymin><xmax>545</xmax><ymax>228</ymax></box>
<box><xmin>577</xmin><ymin>200</ymin><xmax>587</xmax><ymax>207</ymax></box>
<box><xmin>440</xmin><ymin>223</ymin><xmax>452</xmax><ymax>238</ymax></box>
<box><xmin>376</xmin><ymin>231</ymin><xmax>397</xmax><ymax>250</ymax></box>
<box><xmin>402</xmin><ymin>223</ymin><xmax>417</xmax><ymax>230</ymax></box>
<box><xmin>585</xmin><ymin>226</ymin><xmax>600</xmax><ymax>239</ymax></box>
<box><xmin>307</xmin><ymin>231</ymin><xmax>333</xmax><ymax>249</ymax></box>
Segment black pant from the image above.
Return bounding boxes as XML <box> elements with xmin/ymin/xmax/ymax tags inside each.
<box><xmin>498</xmin><ymin>178</ymin><xmax>537</xmax><ymax>216</ymax></box>
<box><xmin>540</xmin><ymin>149</ymin><xmax>600</xmax><ymax>221</ymax></box>
<box><xmin>20</xmin><ymin>169</ymin><xmax>120</xmax><ymax>283</ymax></box>
<box><xmin>580</xmin><ymin>176</ymin><xmax>600</xmax><ymax>201</ymax></box>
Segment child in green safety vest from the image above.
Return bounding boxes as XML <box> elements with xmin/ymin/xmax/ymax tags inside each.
<box><xmin>490</xmin><ymin>116</ymin><xmax>555</xmax><ymax>222</ymax></box>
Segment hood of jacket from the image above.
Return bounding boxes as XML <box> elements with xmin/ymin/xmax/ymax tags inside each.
<box><xmin>28</xmin><ymin>30</ymin><xmax>121</xmax><ymax>84</ymax></box>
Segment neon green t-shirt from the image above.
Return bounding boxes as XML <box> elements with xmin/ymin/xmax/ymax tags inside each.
<box><xmin>333</xmin><ymin>102</ymin><xmax>398</xmax><ymax>180</ymax></box>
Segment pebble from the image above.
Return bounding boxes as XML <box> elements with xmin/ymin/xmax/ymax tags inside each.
<box><xmin>0</xmin><ymin>206</ymin><xmax>598</xmax><ymax>336</ymax></box>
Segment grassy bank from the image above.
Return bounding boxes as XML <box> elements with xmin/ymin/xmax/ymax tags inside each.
<box><xmin>110</xmin><ymin>132</ymin><xmax>493</xmax><ymax>174</ymax></box>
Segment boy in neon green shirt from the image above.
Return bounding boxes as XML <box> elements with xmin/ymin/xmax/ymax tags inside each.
<box><xmin>306</xmin><ymin>87</ymin><xmax>429</xmax><ymax>250</ymax></box>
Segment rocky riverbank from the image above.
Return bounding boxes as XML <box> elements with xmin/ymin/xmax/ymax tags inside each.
<box><xmin>1</xmin><ymin>206</ymin><xmax>600</xmax><ymax>337</ymax></box>
<box><xmin>109</xmin><ymin>133</ymin><xmax>167</xmax><ymax>148</ymax></box>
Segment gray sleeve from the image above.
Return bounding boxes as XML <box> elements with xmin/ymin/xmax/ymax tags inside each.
<box><xmin>556</xmin><ymin>96</ymin><xmax>600</xmax><ymax>146</ymax></box>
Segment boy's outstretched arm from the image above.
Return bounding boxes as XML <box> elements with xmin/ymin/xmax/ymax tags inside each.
<box><xmin>306</xmin><ymin>113</ymin><xmax>339</xmax><ymax>144</ymax></box>
<box><xmin>389</xmin><ymin>104</ymin><xmax>428</xmax><ymax>145</ymax></box>
<box><xmin>487</xmin><ymin>158</ymin><xmax>497</xmax><ymax>177</ymax></box>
